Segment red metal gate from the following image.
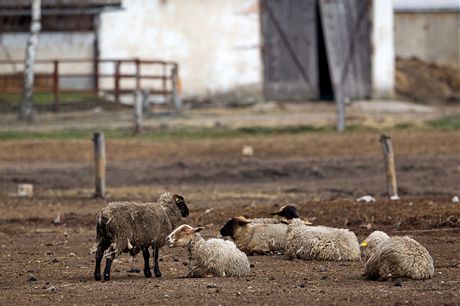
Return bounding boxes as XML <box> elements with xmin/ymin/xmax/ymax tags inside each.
<box><xmin>0</xmin><ymin>58</ymin><xmax>180</xmax><ymax>112</ymax></box>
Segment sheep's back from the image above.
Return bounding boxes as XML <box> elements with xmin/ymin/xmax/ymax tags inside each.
<box><xmin>190</xmin><ymin>239</ymin><xmax>250</xmax><ymax>277</ymax></box>
<box><xmin>98</xmin><ymin>202</ymin><xmax>174</xmax><ymax>253</ymax></box>
<box><xmin>285</xmin><ymin>225</ymin><xmax>360</xmax><ymax>261</ymax></box>
<box><xmin>249</xmin><ymin>218</ymin><xmax>280</xmax><ymax>224</ymax></box>
<box><xmin>247</xmin><ymin>224</ymin><xmax>287</xmax><ymax>254</ymax></box>
<box><xmin>364</xmin><ymin>236</ymin><xmax>434</xmax><ymax>280</ymax></box>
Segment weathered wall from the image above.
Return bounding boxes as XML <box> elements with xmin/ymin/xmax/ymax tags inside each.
<box><xmin>395</xmin><ymin>12</ymin><xmax>460</xmax><ymax>68</ymax></box>
<box><xmin>99</xmin><ymin>0</ymin><xmax>261</xmax><ymax>100</ymax></box>
<box><xmin>0</xmin><ymin>32</ymin><xmax>94</xmax><ymax>73</ymax></box>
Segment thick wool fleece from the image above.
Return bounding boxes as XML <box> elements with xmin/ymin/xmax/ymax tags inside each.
<box><xmin>363</xmin><ymin>232</ymin><xmax>434</xmax><ymax>280</ymax></box>
<box><xmin>96</xmin><ymin>192</ymin><xmax>183</xmax><ymax>256</ymax></box>
<box><xmin>232</xmin><ymin>223</ymin><xmax>288</xmax><ymax>255</ymax></box>
<box><xmin>360</xmin><ymin>230</ymin><xmax>390</xmax><ymax>259</ymax></box>
<box><xmin>187</xmin><ymin>234</ymin><xmax>250</xmax><ymax>277</ymax></box>
<box><xmin>247</xmin><ymin>218</ymin><xmax>281</xmax><ymax>224</ymax></box>
<box><xmin>285</xmin><ymin>219</ymin><xmax>360</xmax><ymax>261</ymax></box>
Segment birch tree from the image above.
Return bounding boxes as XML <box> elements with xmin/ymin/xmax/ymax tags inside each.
<box><xmin>18</xmin><ymin>0</ymin><xmax>41</xmax><ymax>121</ymax></box>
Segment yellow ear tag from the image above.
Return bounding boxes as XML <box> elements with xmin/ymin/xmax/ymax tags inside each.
<box><xmin>360</xmin><ymin>241</ymin><xmax>368</xmax><ymax>247</ymax></box>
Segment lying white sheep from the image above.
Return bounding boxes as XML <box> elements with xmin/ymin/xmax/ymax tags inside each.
<box><xmin>360</xmin><ymin>230</ymin><xmax>389</xmax><ymax>259</ymax></box>
<box><xmin>249</xmin><ymin>205</ymin><xmax>300</xmax><ymax>224</ymax></box>
<box><xmin>219</xmin><ymin>216</ymin><xmax>287</xmax><ymax>255</ymax></box>
<box><xmin>91</xmin><ymin>192</ymin><xmax>189</xmax><ymax>281</ymax></box>
<box><xmin>166</xmin><ymin>224</ymin><xmax>250</xmax><ymax>277</ymax></box>
<box><xmin>360</xmin><ymin>231</ymin><xmax>434</xmax><ymax>280</ymax></box>
<box><xmin>285</xmin><ymin>219</ymin><xmax>360</xmax><ymax>261</ymax></box>
<box><xmin>219</xmin><ymin>215</ymin><xmax>311</xmax><ymax>255</ymax></box>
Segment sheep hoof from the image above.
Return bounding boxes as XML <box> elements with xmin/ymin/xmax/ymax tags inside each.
<box><xmin>154</xmin><ymin>271</ymin><xmax>162</xmax><ymax>278</ymax></box>
<box><xmin>95</xmin><ymin>274</ymin><xmax>101</xmax><ymax>281</ymax></box>
<box><xmin>144</xmin><ymin>270</ymin><xmax>152</xmax><ymax>278</ymax></box>
<box><xmin>103</xmin><ymin>274</ymin><xmax>110</xmax><ymax>281</ymax></box>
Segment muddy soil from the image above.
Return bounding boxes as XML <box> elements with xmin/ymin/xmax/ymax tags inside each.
<box><xmin>396</xmin><ymin>58</ymin><xmax>460</xmax><ymax>104</ymax></box>
<box><xmin>0</xmin><ymin>131</ymin><xmax>459</xmax><ymax>305</ymax></box>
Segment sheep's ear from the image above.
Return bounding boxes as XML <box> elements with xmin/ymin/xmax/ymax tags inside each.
<box><xmin>234</xmin><ymin>216</ymin><xmax>250</xmax><ymax>225</ymax></box>
<box><xmin>270</xmin><ymin>205</ymin><xmax>283</xmax><ymax>215</ymax></box>
<box><xmin>194</xmin><ymin>227</ymin><xmax>205</xmax><ymax>233</ymax></box>
<box><xmin>174</xmin><ymin>194</ymin><xmax>184</xmax><ymax>203</ymax></box>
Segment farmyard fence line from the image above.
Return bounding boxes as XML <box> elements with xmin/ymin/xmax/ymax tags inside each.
<box><xmin>0</xmin><ymin>58</ymin><xmax>180</xmax><ymax>112</ymax></box>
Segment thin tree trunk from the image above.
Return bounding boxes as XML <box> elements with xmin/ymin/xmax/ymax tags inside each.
<box><xmin>18</xmin><ymin>0</ymin><xmax>41</xmax><ymax>121</ymax></box>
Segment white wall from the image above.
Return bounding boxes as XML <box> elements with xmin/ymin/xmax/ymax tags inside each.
<box><xmin>371</xmin><ymin>0</ymin><xmax>395</xmax><ymax>98</ymax></box>
<box><xmin>99</xmin><ymin>0</ymin><xmax>262</xmax><ymax>99</ymax></box>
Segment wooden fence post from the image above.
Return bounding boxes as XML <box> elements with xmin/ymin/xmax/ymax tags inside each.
<box><xmin>93</xmin><ymin>132</ymin><xmax>106</xmax><ymax>198</ymax></box>
<box><xmin>134</xmin><ymin>90</ymin><xmax>143</xmax><ymax>134</ymax></box>
<box><xmin>380</xmin><ymin>134</ymin><xmax>399</xmax><ymax>200</ymax></box>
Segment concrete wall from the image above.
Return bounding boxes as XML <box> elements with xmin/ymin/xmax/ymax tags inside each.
<box><xmin>395</xmin><ymin>12</ymin><xmax>460</xmax><ymax>67</ymax></box>
<box><xmin>99</xmin><ymin>0</ymin><xmax>262</xmax><ymax>100</ymax></box>
<box><xmin>371</xmin><ymin>0</ymin><xmax>395</xmax><ymax>98</ymax></box>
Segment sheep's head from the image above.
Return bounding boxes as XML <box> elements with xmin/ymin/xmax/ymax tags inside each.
<box><xmin>270</xmin><ymin>205</ymin><xmax>300</xmax><ymax>220</ymax></box>
<box><xmin>219</xmin><ymin>216</ymin><xmax>250</xmax><ymax>238</ymax></box>
<box><xmin>167</xmin><ymin>224</ymin><xmax>204</xmax><ymax>247</ymax></box>
<box><xmin>173</xmin><ymin>194</ymin><xmax>189</xmax><ymax>218</ymax></box>
<box><xmin>360</xmin><ymin>230</ymin><xmax>390</xmax><ymax>258</ymax></box>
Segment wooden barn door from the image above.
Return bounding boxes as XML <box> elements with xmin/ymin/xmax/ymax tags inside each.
<box><xmin>261</xmin><ymin>0</ymin><xmax>318</xmax><ymax>101</ymax></box>
<box><xmin>319</xmin><ymin>0</ymin><xmax>372</xmax><ymax>100</ymax></box>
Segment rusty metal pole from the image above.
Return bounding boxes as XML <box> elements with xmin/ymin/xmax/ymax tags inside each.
<box><xmin>52</xmin><ymin>60</ymin><xmax>59</xmax><ymax>112</ymax></box>
<box><xmin>133</xmin><ymin>59</ymin><xmax>143</xmax><ymax>134</ymax></box>
<box><xmin>93</xmin><ymin>58</ymin><xmax>99</xmax><ymax>94</ymax></box>
<box><xmin>93</xmin><ymin>132</ymin><xmax>106</xmax><ymax>198</ymax></box>
<box><xmin>114</xmin><ymin>61</ymin><xmax>121</xmax><ymax>103</ymax></box>
<box><xmin>135</xmin><ymin>58</ymin><xmax>140</xmax><ymax>92</ymax></box>
<box><xmin>162</xmin><ymin>63</ymin><xmax>166</xmax><ymax>94</ymax></box>
<box><xmin>380</xmin><ymin>134</ymin><xmax>399</xmax><ymax>200</ymax></box>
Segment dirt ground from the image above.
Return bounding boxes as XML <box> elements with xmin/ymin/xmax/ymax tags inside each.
<box><xmin>396</xmin><ymin>58</ymin><xmax>460</xmax><ymax>104</ymax></box>
<box><xmin>0</xmin><ymin>130</ymin><xmax>459</xmax><ymax>305</ymax></box>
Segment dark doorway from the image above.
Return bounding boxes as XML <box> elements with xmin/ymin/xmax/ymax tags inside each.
<box><xmin>261</xmin><ymin>0</ymin><xmax>371</xmax><ymax>102</ymax></box>
<box><xmin>316</xmin><ymin>2</ymin><xmax>333</xmax><ymax>100</ymax></box>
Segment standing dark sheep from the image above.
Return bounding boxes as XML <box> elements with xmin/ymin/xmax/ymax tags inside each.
<box><xmin>91</xmin><ymin>192</ymin><xmax>189</xmax><ymax>281</ymax></box>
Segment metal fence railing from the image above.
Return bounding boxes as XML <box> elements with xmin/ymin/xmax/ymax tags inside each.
<box><xmin>0</xmin><ymin>58</ymin><xmax>180</xmax><ymax>112</ymax></box>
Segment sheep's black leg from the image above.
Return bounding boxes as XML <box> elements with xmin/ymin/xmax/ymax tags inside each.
<box><xmin>153</xmin><ymin>245</ymin><xmax>162</xmax><ymax>277</ymax></box>
<box><xmin>94</xmin><ymin>244</ymin><xmax>106</xmax><ymax>281</ymax></box>
<box><xmin>103</xmin><ymin>253</ymin><xmax>115</xmax><ymax>281</ymax></box>
<box><xmin>142</xmin><ymin>247</ymin><xmax>152</xmax><ymax>278</ymax></box>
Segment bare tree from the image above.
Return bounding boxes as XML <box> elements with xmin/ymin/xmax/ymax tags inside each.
<box><xmin>18</xmin><ymin>0</ymin><xmax>41</xmax><ymax>121</ymax></box>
